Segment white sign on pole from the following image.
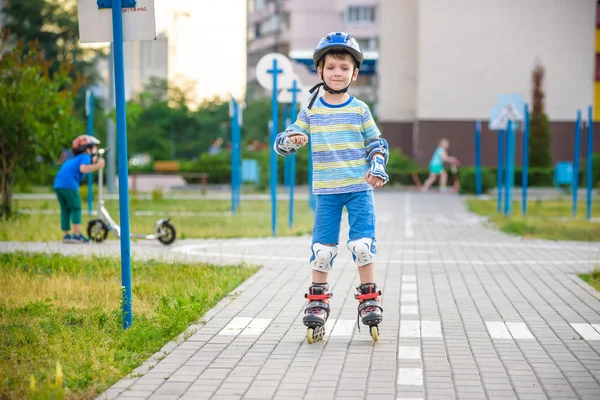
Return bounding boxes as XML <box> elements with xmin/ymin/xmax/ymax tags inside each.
<box><xmin>85</xmin><ymin>89</ymin><xmax>91</xmax><ymax>117</ymax></box>
<box><xmin>77</xmin><ymin>0</ymin><xmax>157</xmax><ymax>43</ymax></box>
<box><xmin>278</xmin><ymin>75</ymin><xmax>302</xmax><ymax>104</ymax></box>
<box><xmin>255</xmin><ymin>53</ymin><xmax>293</xmax><ymax>91</ymax></box>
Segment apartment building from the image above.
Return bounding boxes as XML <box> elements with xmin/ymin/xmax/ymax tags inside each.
<box><xmin>246</xmin><ymin>0</ymin><xmax>380</xmax><ymax>104</ymax></box>
<box><xmin>378</xmin><ymin>0</ymin><xmax>599</xmax><ymax>166</ymax></box>
<box><xmin>122</xmin><ymin>33</ymin><xmax>169</xmax><ymax>101</ymax></box>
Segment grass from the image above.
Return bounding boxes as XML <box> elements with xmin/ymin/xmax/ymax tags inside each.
<box><xmin>579</xmin><ymin>269</ymin><xmax>600</xmax><ymax>292</ymax></box>
<box><xmin>2</xmin><ymin>198</ymin><xmax>315</xmax><ymax>241</ymax></box>
<box><xmin>466</xmin><ymin>199</ymin><xmax>600</xmax><ymax>242</ymax></box>
<box><xmin>0</xmin><ymin>252</ymin><xmax>259</xmax><ymax>399</ymax></box>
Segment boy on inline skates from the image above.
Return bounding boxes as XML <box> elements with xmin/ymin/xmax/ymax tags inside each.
<box><xmin>273</xmin><ymin>32</ymin><xmax>390</xmax><ymax>343</ymax></box>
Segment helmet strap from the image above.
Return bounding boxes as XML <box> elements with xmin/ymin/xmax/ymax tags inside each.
<box><xmin>307</xmin><ymin>70</ymin><xmax>354</xmax><ymax>109</ymax></box>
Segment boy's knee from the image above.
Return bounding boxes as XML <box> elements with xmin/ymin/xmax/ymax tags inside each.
<box><xmin>347</xmin><ymin>238</ymin><xmax>377</xmax><ymax>266</ymax></box>
<box><xmin>310</xmin><ymin>243</ymin><xmax>338</xmax><ymax>272</ymax></box>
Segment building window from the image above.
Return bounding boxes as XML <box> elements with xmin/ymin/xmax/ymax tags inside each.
<box><xmin>254</xmin><ymin>23</ymin><xmax>261</xmax><ymax>38</ymax></box>
<box><xmin>346</xmin><ymin>6</ymin><xmax>375</xmax><ymax>24</ymax></box>
<box><xmin>596</xmin><ymin>54</ymin><xmax>600</xmax><ymax>81</ymax></box>
<box><xmin>357</xmin><ymin>38</ymin><xmax>378</xmax><ymax>51</ymax></box>
<box><xmin>255</xmin><ymin>0</ymin><xmax>267</xmax><ymax>11</ymax></box>
<box><xmin>597</xmin><ymin>1</ymin><xmax>600</xmax><ymax>28</ymax></box>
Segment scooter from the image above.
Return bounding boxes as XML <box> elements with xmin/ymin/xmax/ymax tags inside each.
<box><xmin>87</xmin><ymin>149</ymin><xmax>177</xmax><ymax>245</ymax></box>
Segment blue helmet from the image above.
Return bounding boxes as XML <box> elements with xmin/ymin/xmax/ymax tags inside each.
<box><xmin>313</xmin><ymin>32</ymin><xmax>363</xmax><ymax>69</ymax></box>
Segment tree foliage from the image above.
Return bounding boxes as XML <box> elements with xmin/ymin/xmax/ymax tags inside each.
<box><xmin>1</xmin><ymin>0</ymin><xmax>100</xmax><ymax>83</ymax></box>
<box><xmin>0</xmin><ymin>31</ymin><xmax>84</xmax><ymax>218</ymax></box>
<box><xmin>528</xmin><ymin>62</ymin><xmax>552</xmax><ymax>168</ymax></box>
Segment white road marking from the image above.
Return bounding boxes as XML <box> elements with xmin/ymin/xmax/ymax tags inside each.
<box><xmin>219</xmin><ymin>317</ymin><xmax>253</xmax><ymax>336</ymax></box>
<box><xmin>402</xmin><ymin>283</ymin><xmax>417</xmax><ymax>291</ymax></box>
<box><xmin>398</xmin><ymin>346</ymin><xmax>421</xmax><ymax>359</ymax></box>
<box><xmin>404</xmin><ymin>195</ymin><xmax>414</xmax><ymax>238</ymax></box>
<box><xmin>505</xmin><ymin>322</ymin><xmax>534</xmax><ymax>339</ymax></box>
<box><xmin>571</xmin><ymin>323</ymin><xmax>600</xmax><ymax>340</ymax></box>
<box><xmin>420</xmin><ymin>321</ymin><xmax>442</xmax><ymax>338</ymax></box>
<box><xmin>485</xmin><ymin>321</ymin><xmax>536</xmax><ymax>340</ymax></box>
<box><xmin>330</xmin><ymin>319</ymin><xmax>356</xmax><ymax>337</ymax></box>
<box><xmin>485</xmin><ymin>322</ymin><xmax>512</xmax><ymax>339</ymax></box>
<box><xmin>240</xmin><ymin>318</ymin><xmax>271</xmax><ymax>336</ymax></box>
<box><xmin>397</xmin><ymin>368</ymin><xmax>423</xmax><ymax>386</ymax></box>
<box><xmin>400</xmin><ymin>320</ymin><xmax>421</xmax><ymax>338</ymax></box>
<box><xmin>401</xmin><ymin>293</ymin><xmax>418</xmax><ymax>303</ymax></box>
<box><xmin>401</xmin><ymin>305</ymin><xmax>419</xmax><ymax>315</ymax></box>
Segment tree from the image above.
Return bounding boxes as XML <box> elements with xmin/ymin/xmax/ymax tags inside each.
<box><xmin>1</xmin><ymin>0</ymin><xmax>100</xmax><ymax>83</ymax></box>
<box><xmin>529</xmin><ymin>62</ymin><xmax>552</xmax><ymax>168</ymax></box>
<box><xmin>0</xmin><ymin>31</ymin><xmax>84</xmax><ymax>218</ymax></box>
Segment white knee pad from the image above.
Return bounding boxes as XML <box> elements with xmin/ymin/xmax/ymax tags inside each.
<box><xmin>310</xmin><ymin>243</ymin><xmax>338</xmax><ymax>272</ymax></box>
<box><xmin>347</xmin><ymin>238</ymin><xmax>377</xmax><ymax>267</ymax></box>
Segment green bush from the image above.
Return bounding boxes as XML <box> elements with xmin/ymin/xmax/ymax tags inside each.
<box><xmin>588</xmin><ymin>153</ymin><xmax>600</xmax><ymax>188</ymax></box>
<box><xmin>458</xmin><ymin>167</ymin><xmax>496</xmax><ymax>194</ymax></box>
<box><xmin>128</xmin><ymin>164</ymin><xmax>154</xmax><ymax>174</ymax></box>
<box><xmin>182</xmin><ymin>152</ymin><xmax>231</xmax><ymax>184</ymax></box>
<box><xmin>512</xmin><ymin>167</ymin><xmax>554</xmax><ymax>187</ymax></box>
<box><xmin>388</xmin><ymin>169</ymin><xmax>429</xmax><ymax>186</ymax></box>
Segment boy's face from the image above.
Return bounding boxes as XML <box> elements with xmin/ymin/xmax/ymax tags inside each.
<box><xmin>317</xmin><ymin>54</ymin><xmax>358</xmax><ymax>92</ymax></box>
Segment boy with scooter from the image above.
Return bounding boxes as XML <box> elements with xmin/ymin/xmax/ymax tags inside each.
<box><xmin>420</xmin><ymin>138</ymin><xmax>460</xmax><ymax>193</ymax></box>
<box><xmin>53</xmin><ymin>135</ymin><xmax>105</xmax><ymax>243</ymax></box>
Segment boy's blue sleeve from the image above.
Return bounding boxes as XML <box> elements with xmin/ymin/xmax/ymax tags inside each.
<box><xmin>284</xmin><ymin>107</ymin><xmax>310</xmax><ymax>135</ymax></box>
<box><xmin>361</xmin><ymin>105</ymin><xmax>381</xmax><ymax>141</ymax></box>
<box><xmin>78</xmin><ymin>154</ymin><xmax>92</xmax><ymax>182</ymax></box>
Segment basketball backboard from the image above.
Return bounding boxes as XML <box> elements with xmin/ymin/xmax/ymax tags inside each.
<box><xmin>489</xmin><ymin>93</ymin><xmax>525</xmax><ymax>131</ymax></box>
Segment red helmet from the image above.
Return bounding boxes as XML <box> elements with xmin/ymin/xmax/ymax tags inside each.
<box><xmin>71</xmin><ymin>135</ymin><xmax>100</xmax><ymax>154</ymax></box>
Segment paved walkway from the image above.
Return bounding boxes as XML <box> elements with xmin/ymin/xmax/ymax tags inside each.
<box><xmin>2</xmin><ymin>192</ymin><xmax>600</xmax><ymax>400</ymax></box>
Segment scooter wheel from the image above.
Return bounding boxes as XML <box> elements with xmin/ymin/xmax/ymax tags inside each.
<box><xmin>87</xmin><ymin>219</ymin><xmax>108</xmax><ymax>243</ymax></box>
<box><xmin>157</xmin><ymin>221</ymin><xmax>176</xmax><ymax>245</ymax></box>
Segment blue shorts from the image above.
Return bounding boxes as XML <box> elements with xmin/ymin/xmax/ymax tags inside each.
<box><xmin>312</xmin><ymin>190</ymin><xmax>376</xmax><ymax>245</ymax></box>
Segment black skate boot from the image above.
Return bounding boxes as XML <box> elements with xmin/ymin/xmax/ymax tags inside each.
<box><xmin>303</xmin><ymin>283</ymin><xmax>332</xmax><ymax>344</ymax></box>
<box><xmin>354</xmin><ymin>283</ymin><xmax>383</xmax><ymax>341</ymax></box>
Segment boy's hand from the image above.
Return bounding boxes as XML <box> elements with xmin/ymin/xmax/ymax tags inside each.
<box><xmin>96</xmin><ymin>158</ymin><xmax>106</xmax><ymax>169</ymax></box>
<box><xmin>287</xmin><ymin>132</ymin><xmax>308</xmax><ymax>146</ymax></box>
<box><xmin>365</xmin><ymin>171</ymin><xmax>386</xmax><ymax>188</ymax></box>
<box><xmin>365</xmin><ymin>154</ymin><xmax>388</xmax><ymax>188</ymax></box>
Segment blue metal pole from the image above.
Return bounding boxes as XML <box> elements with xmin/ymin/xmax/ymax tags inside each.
<box><xmin>87</xmin><ymin>91</ymin><xmax>95</xmax><ymax>216</ymax></box>
<box><xmin>236</xmin><ymin>104</ymin><xmax>242</xmax><ymax>211</ymax></box>
<box><xmin>496</xmin><ymin>129</ymin><xmax>505</xmax><ymax>213</ymax></box>
<box><xmin>268</xmin><ymin>59</ymin><xmax>282</xmax><ymax>237</ymax></box>
<box><xmin>308</xmin><ymin>139</ymin><xmax>316</xmax><ymax>212</ymax></box>
<box><xmin>504</xmin><ymin>121</ymin><xmax>515</xmax><ymax>216</ymax></box>
<box><xmin>236</xmin><ymin>100</ymin><xmax>241</xmax><ymax>213</ymax></box>
<box><xmin>230</xmin><ymin>99</ymin><xmax>237</xmax><ymax>214</ymax></box>
<box><xmin>522</xmin><ymin>104</ymin><xmax>530</xmax><ymax>217</ymax></box>
<box><xmin>283</xmin><ymin>105</ymin><xmax>290</xmax><ymax>189</ymax></box>
<box><xmin>572</xmin><ymin>109</ymin><xmax>582</xmax><ymax>218</ymax></box>
<box><xmin>586</xmin><ymin>105</ymin><xmax>594</xmax><ymax>221</ymax></box>
<box><xmin>111</xmin><ymin>0</ymin><xmax>133</xmax><ymax>330</ymax></box>
<box><xmin>474</xmin><ymin>120</ymin><xmax>481</xmax><ymax>196</ymax></box>
<box><xmin>289</xmin><ymin>80</ymin><xmax>299</xmax><ymax>229</ymax></box>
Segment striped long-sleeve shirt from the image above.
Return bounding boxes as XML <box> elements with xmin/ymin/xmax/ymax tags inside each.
<box><xmin>285</xmin><ymin>96</ymin><xmax>382</xmax><ymax>195</ymax></box>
